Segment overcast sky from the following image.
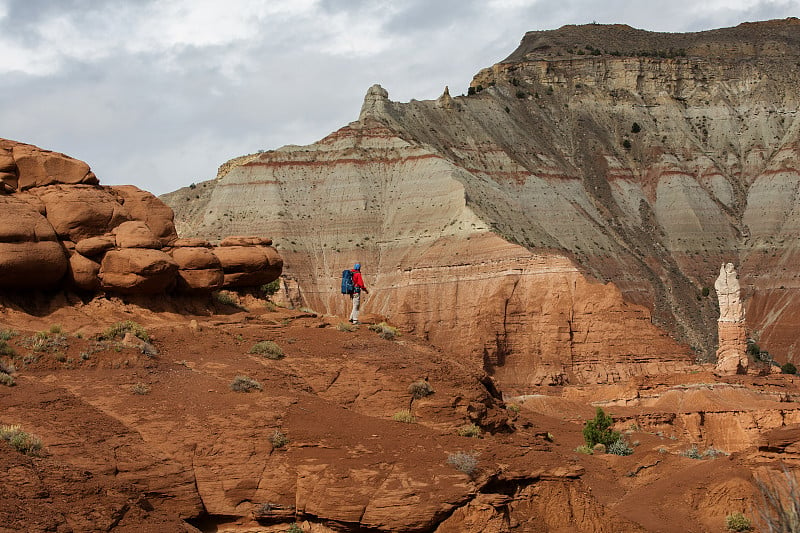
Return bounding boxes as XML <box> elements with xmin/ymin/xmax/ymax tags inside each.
<box><xmin>1</xmin><ymin>0</ymin><xmax>797</xmax><ymax>195</ymax></box>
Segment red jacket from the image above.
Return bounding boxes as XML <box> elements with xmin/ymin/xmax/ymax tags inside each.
<box><xmin>352</xmin><ymin>270</ymin><xmax>366</xmax><ymax>291</ymax></box>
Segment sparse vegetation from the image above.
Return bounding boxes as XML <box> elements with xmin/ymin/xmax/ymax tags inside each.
<box><xmin>270</xmin><ymin>430</ymin><xmax>289</xmax><ymax>449</ymax></box>
<box><xmin>213</xmin><ymin>291</ymin><xmax>247</xmax><ymax>310</ymax></box>
<box><xmin>0</xmin><ymin>329</ymin><xmax>18</xmax><ymax>341</ymax></box>
<box><xmin>408</xmin><ymin>380</ymin><xmax>434</xmax><ymax>400</ymax></box>
<box><xmin>369</xmin><ymin>322</ymin><xmax>398</xmax><ymax>340</ymax></box>
<box><xmin>261</xmin><ymin>279</ymin><xmax>280</xmax><ymax>297</ymax></box>
<box><xmin>337</xmin><ymin>322</ymin><xmax>356</xmax><ymax>332</ymax></box>
<box><xmin>681</xmin><ymin>445</ymin><xmax>702</xmax><ymax>459</ymax></box>
<box><xmin>447</xmin><ymin>451</ymin><xmax>479</xmax><ymax>477</ymax></box>
<box><xmin>0</xmin><ymin>340</ymin><xmax>15</xmax><ymax>357</ymax></box>
<box><xmin>457</xmin><ymin>424</ymin><xmax>481</xmax><ymax>438</ymax></box>
<box><xmin>0</xmin><ymin>424</ymin><xmax>43</xmax><ymax>456</ymax></box>
<box><xmin>23</xmin><ymin>330</ymin><xmax>68</xmax><ymax>354</ymax></box>
<box><xmin>392</xmin><ymin>409</ymin><xmax>416</xmax><ymax>423</ymax></box>
<box><xmin>0</xmin><ymin>373</ymin><xmax>14</xmax><ymax>386</ymax></box>
<box><xmin>287</xmin><ymin>524</ymin><xmax>303</xmax><ymax>533</ymax></box>
<box><xmin>131</xmin><ymin>383</ymin><xmax>150</xmax><ymax>395</ymax></box>
<box><xmin>725</xmin><ymin>512</ymin><xmax>752</xmax><ymax>532</ymax></box>
<box><xmin>781</xmin><ymin>362</ymin><xmax>797</xmax><ymax>375</ymax></box>
<box><xmin>575</xmin><ymin>444</ymin><xmax>593</xmax><ymax>454</ymax></box>
<box><xmin>607</xmin><ymin>437</ymin><xmax>633</xmax><ymax>456</ymax></box>
<box><xmin>249</xmin><ymin>341</ymin><xmax>284</xmax><ymax>360</ymax></box>
<box><xmin>631</xmin><ymin>122</ymin><xmax>641</xmax><ymax>134</ymax></box>
<box><xmin>102</xmin><ymin>321</ymin><xmax>150</xmax><ymax>342</ymax></box>
<box><xmin>507</xmin><ymin>403</ymin><xmax>521</xmax><ymax>414</ymax></box>
<box><xmin>583</xmin><ymin>407</ymin><xmax>620</xmax><ymax>448</ymax></box>
<box><xmin>229</xmin><ymin>375</ymin><xmax>262</xmax><ymax>392</ymax></box>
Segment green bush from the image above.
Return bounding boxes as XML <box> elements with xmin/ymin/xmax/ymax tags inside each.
<box><xmin>287</xmin><ymin>524</ymin><xmax>303</xmax><ymax>533</ymax></box>
<box><xmin>725</xmin><ymin>512</ymin><xmax>752</xmax><ymax>531</ymax></box>
<box><xmin>0</xmin><ymin>340</ymin><xmax>15</xmax><ymax>357</ymax></box>
<box><xmin>583</xmin><ymin>407</ymin><xmax>620</xmax><ymax>447</ymax></box>
<box><xmin>0</xmin><ymin>373</ymin><xmax>15</xmax><ymax>387</ymax></box>
<box><xmin>261</xmin><ymin>279</ymin><xmax>280</xmax><ymax>297</ymax></box>
<box><xmin>681</xmin><ymin>445</ymin><xmax>702</xmax><ymax>459</ymax></box>
<box><xmin>0</xmin><ymin>330</ymin><xmax>18</xmax><ymax>341</ymax></box>
<box><xmin>781</xmin><ymin>362</ymin><xmax>797</xmax><ymax>374</ymax></box>
<box><xmin>457</xmin><ymin>424</ymin><xmax>481</xmax><ymax>438</ymax></box>
<box><xmin>392</xmin><ymin>410</ymin><xmax>416</xmax><ymax>423</ymax></box>
<box><xmin>230</xmin><ymin>375</ymin><xmax>262</xmax><ymax>392</ymax></box>
<box><xmin>0</xmin><ymin>425</ymin><xmax>43</xmax><ymax>456</ymax></box>
<box><xmin>249</xmin><ymin>341</ymin><xmax>284</xmax><ymax>359</ymax></box>
<box><xmin>102</xmin><ymin>321</ymin><xmax>149</xmax><ymax>342</ymax></box>
<box><xmin>575</xmin><ymin>444</ymin><xmax>593</xmax><ymax>454</ymax></box>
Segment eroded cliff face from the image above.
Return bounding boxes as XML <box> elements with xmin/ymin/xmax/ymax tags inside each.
<box><xmin>164</xmin><ymin>19</ymin><xmax>800</xmax><ymax>386</ymax></box>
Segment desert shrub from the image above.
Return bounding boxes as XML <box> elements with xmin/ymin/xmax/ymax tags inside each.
<box><xmin>681</xmin><ymin>445</ymin><xmax>702</xmax><ymax>459</ymax></box>
<box><xmin>0</xmin><ymin>373</ymin><xmax>15</xmax><ymax>387</ymax></box>
<box><xmin>337</xmin><ymin>322</ymin><xmax>356</xmax><ymax>332</ymax></box>
<box><xmin>457</xmin><ymin>424</ymin><xmax>481</xmax><ymax>438</ymax></box>
<box><xmin>0</xmin><ymin>341</ymin><xmax>15</xmax><ymax>357</ymax></box>
<box><xmin>781</xmin><ymin>362</ymin><xmax>797</xmax><ymax>375</ymax></box>
<box><xmin>392</xmin><ymin>410</ymin><xmax>416</xmax><ymax>423</ymax></box>
<box><xmin>622</xmin><ymin>139</ymin><xmax>632</xmax><ymax>150</ymax></box>
<box><xmin>24</xmin><ymin>330</ymin><xmax>68</xmax><ymax>353</ymax></box>
<box><xmin>369</xmin><ymin>322</ymin><xmax>398</xmax><ymax>340</ymax></box>
<box><xmin>447</xmin><ymin>451</ymin><xmax>479</xmax><ymax>477</ymax></box>
<box><xmin>213</xmin><ymin>291</ymin><xmax>247</xmax><ymax>310</ymax></box>
<box><xmin>287</xmin><ymin>524</ymin><xmax>303</xmax><ymax>533</ymax></box>
<box><xmin>575</xmin><ymin>444</ymin><xmax>593</xmax><ymax>454</ymax></box>
<box><xmin>131</xmin><ymin>383</ymin><xmax>150</xmax><ymax>395</ymax></box>
<box><xmin>261</xmin><ymin>279</ymin><xmax>280</xmax><ymax>297</ymax></box>
<box><xmin>756</xmin><ymin>467</ymin><xmax>800</xmax><ymax>532</ymax></box>
<box><xmin>583</xmin><ymin>407</ymin><xmax>620</xmax><ymax>448</ymax></box>
<box><xmin>48</xmin><ymin>324</ymin><xmax>64</xmax><ymax>334</ymax></box>
<box><xmin>0</xmin><ymin>425</ymin><xmax>43</xmax><ymax>456</ymax></box>
<box><xmin>725</xmin><ymin>512</ymin><xmax>752</xmax><ymax>531</ymax></box>
<box><xmin>607</xmin><ymin>437</ymin><xmax>633</xmax><ymax>456</ymax></box>
<box><xmin>249</xmin><ymin>341</ymin><xmax>284</xmax><ymax>360</ymax></box>
<box><xmin>507</xmin><ymin>403</ymin><xmax>521</xmax><ymax>414</ymax></box>
<box><xmin>747</xmin><ymin>341</ymin><xmax>761</xmax><ymax>357</ymax></box>
<box><xmin>230</xmin><ymin>375</ymin><xmax>262</xmax><ymax>392</ymax></box>
<box><xmin>631</xmin><ymin>122</ymin><xmax>641</xmax><ymax>133</ymax></box>
<box><xmin>408</xmin><ymin>380</ymin><xmax>434</xmax><ymax>399</ymax></box>
<box><xmin>102</xmin><ymin>321</ymin><xmax>149</xmax><ymax>342</ymax></box>
<box><xmin>703</xmin><ymin>447</ymin><xmax>727</xmax><ymax>458</ymax></box>
<box><xmin>270</xmin><ymin>430</ymin><xmax>289</xmax><ymax>449</ymax></box>
<box><xmin>0</xmin><ymin>330</ymin><xmax>17</xmax><ymax>341</ymax></box>
<box><xmin>0</xmin><ymin>360</ymin><xmax>15</xmax><ymax>375</ymax></box>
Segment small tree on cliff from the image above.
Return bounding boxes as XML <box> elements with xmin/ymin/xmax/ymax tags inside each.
<box><xmin>583</xmin><ymin>407</ymin><xmax>620</xmax><ymax>448</ymax></box>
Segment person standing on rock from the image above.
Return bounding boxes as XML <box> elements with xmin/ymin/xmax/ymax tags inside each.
<box><xmin>349</xmin><ymin>263</ymin><xmax>369</xmax><ymax>324</ymax></box>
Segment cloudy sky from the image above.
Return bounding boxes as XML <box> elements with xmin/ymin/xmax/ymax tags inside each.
<box><xmin>1</xmin><ymin>0</ymin><xmax>797</xmax><ymax>195</ymax></box>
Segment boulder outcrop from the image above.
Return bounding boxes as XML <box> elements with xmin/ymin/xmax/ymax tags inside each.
<box><xmin>0</xmin><ymin>138</ymin><xmax>282</xmax><ymax>294</ymax></box>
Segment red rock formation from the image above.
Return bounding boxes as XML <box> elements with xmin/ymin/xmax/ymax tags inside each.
<box><xmin>0</xmin><ymin>138</ymin><xmax>281</xmax><ymax>294</ymax></box>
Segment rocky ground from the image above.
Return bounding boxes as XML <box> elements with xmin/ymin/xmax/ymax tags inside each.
<box><xmin>1</xmin><ymin>293</ymin><xmax>798</xmax><ymax>532</ymax></box>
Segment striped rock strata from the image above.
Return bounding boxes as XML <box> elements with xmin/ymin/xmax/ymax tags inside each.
<box><xmin>165</xmin><ymin>19</ymin><xmax>800</xmax><ymax>385</ymax></box>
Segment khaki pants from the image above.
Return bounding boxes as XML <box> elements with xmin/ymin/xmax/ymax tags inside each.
<box><xmin>349</xmin><ymin>292</ymin><xmax>361</xmax><ymax>322</ymax></box>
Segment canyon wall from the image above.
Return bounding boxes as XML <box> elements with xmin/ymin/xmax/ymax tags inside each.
<box><xmin>164</xmin><ymin>19</ymin><xmax>800</xmax><ymax>386</ymax></box>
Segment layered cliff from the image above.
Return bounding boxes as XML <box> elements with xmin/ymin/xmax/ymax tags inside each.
<box><xmin>164</xmin><ymin>19</ymin><xmax>800</xmax><ymax>386</ymax></box>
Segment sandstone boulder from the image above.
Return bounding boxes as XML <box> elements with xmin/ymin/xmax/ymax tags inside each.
<box><xmin>31</xmin><ymin>185</ymin><xmax>131</xmax><ymax>242</ymax></box>
<box><xmin>171</xmin><ymin>247</ymin><xmax>225</xmax><ymax>291</ymax></box>
<box><xmin>75</xmin><ymin>235</ymin><xmax>116</xmax><ymax>257</ymax></box>
<box><xmin>0</xmin><ymin>196</ymin><xmax>67</xmax><ymax>289</ymax></box>
<box><xmin>214</xmin><ymin>245</ymin><xmax>282</xmax><ymax>288</ymax></box>
<box><xmin>219</xmin><ymin>236</ymin><xmax>273</xmax><ymax>247</ymax></box>
<box><xmin>112</xmin><ymin>185</ymin><xmax>178</xmax><ymax>246</ymax></box>
<box><xmin>113</xmin><ymin>221</ymin><xmax>162</xmax><ymax>249</ymax></box>
<box><xmin>10</xmin><ymin>142</ymin><xmax>98</xmax><ymax>190</ymax></box>
<box><xmin>172</xmin><ymin>238</ymin><xmax>212</xmax><ymax>248</ymax></box>
<box><xmin>68</xmin><ymin>252</ymin><xmax>101</xmax><ymax>291</ymax></box>
<box><xmin>99</xmin><ymin>249</ymin><xmax>179</xmax><ymax>294</ymax></box>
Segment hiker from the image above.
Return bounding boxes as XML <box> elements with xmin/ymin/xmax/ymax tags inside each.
<box><xmin>348</xmin><ymin>263</ymin><xmax>369</xmax><ymax>324</ymax></box>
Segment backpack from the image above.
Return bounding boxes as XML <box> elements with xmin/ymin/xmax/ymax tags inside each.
<box><xmin>341</xmin><ymin>269</ymin><xmax>355</xmax><ymax>295</ymax></box>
